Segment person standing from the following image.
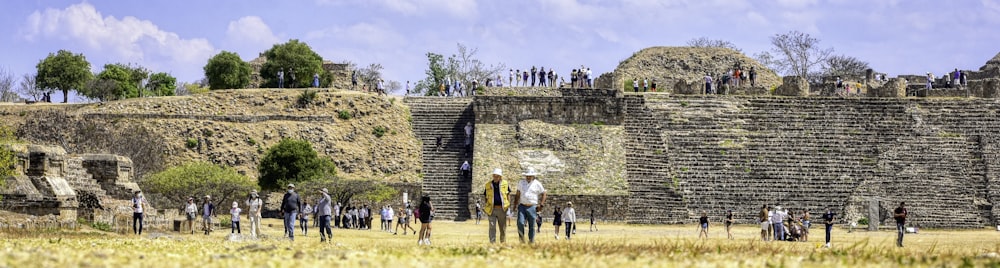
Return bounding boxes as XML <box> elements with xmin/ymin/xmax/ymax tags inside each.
<box><xmin>552</xmin><ymin>205</ymin><xmax>562</xmax><ymax>240</ymax></box>
<box><xmin>926</xmin><ymin>72</ymin><xmax>934</xmax><ymax>90</ymax></box>
<box><xmin>643</xmin><ymin>78</ymin><xmax>648</xmax><ymax>92</ymax></box>
<box><xmin>474</xmin><ymin>200</ymin><xmax>483</xmax><ymax>225</ymax></box>
<box><xmin>312</xmin><ymin>73</ymin><xmax>320</xmax><ymax>88</ymax></box>
<box><xmin>417</xmin><ymin>195</ymin><xmax>434</xmax><ymax>245</ymax></box>
<box><xmin>514</xmin><ymin>167</ymin><xmax>546</xmax><ymax>244</ymax></box>
<box><xmin>386</xmin><ymin>206</ymin><xmax>395</xmax><ymax>233</ymax></box>
<box><xmin>801</xmin><ymin>210</ymin><xmax>811</xmax><ymax>242</ymax></box>
<box><xmin>230</xmin><ymin>201</ymin><xmax>242</xmax><ymax>234</ymax></box>
<box><xmin>749</xmin><ymin>66</ymin><xmax>757</xmax><ymax>87</ymax></box>
<box><xmin>530</xmin><ymin>66</ymin><xmax>537</xmax><ymax>86</ymax></box>
<box><xmin>589</xmin><ymin>208</ymin><xmax>598</xmax><ymax>231</ymax></box>
<box><xmin>300</xmin><ymin>200</ymin><xmax>313</xmax><ymax>236</ymax></box>
<box><xmin>316</xmin><ymin>188</ymin><xmax>333</xmax><ymax>242</ymax></box>
<box><xmin>725</xmin><ymin>210</ymin><xmax>734</xmax><ymax>240</ymax></box>
<box><xmin>278</xmin><ymin>69</ymin><xmax>285</xmax><ymax>88</ymax></box>
<box><xmin>586</xmin><ymin>68</ymin><xmax>593</xmax><ymax>88</ymax></box>
<box><xmin>698</xmin><ymin>212</ymin><xmax>709</xmax><ymax>240</ymax></box>
<box><xmin>484</xmin><ymin>168</ymin><xmax>511</xmax><ymax>243</ymax></box>
<box><xmin>508</xmin><ymin>69</ymin><xmax>514</xmax><ymax>87</ymax></box>
<box><xmin>246</xmin><ymin>190</ymin><xmax>263</xmax><ymax>238</ymax></box>
<box><xmin>562</xmin><ymin>202</ymin><xmax>576</xmax><ymax>240</ymax></box>
<box><xmin>822</xmin><ymin>207</ymin><xmax>835</xmax><ymax>248</ymax></box>
<box><xmin>704</xmin><ymin>73</ymin><xmax>713</xmax><ymax>94</ymax></box>
<box><xmin>759</xmin><ymin>205</ymin><xmax>769</xmax><ymax>241</ymax></box>
<box><xmin>131</xmin><ymin>191</ymin><xmax>148</xmax><ymax>235</ymax></box>
<box><xmin>894</xmin><ymin>202</ymin><xmax>907</xmax><ymax>247</ymax></box>
<box><xmin>538</xmin><ymin>67</ymin><xmax>546</xmax><ymax>87</ymax></box>
<box><xmin>771</xmin><ymin>206</ymin><xmax>786</xmax><ymax>241</ymax></box>
<box><xmin>184</xmin><ymin>197</ymin><xmax>197</xmax><ymax>235</ymax></box>
<box><xmin>281</xmin><ymin>183</ymin><xmax>302</xmax><ymax>241</ymax></box>
<box><xmin>632</xmin><ymin>78</ymin><xmax>639</xmax><ymax>93</ymax></box>
<box><xmin>333</xmin><ymin>202</ymin><xmax>342</xmax><ymax>229</ymax></box>
<box><xmin>202</xmin><ymin>195</ymin><xmax>215</xmax><ymax>235</ymax></box>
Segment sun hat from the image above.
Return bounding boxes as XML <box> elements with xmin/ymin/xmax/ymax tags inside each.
<box><xmin>232</xmin><ymin>201</ymin><xmax>238</xmax><ymax>207</ymax></box>
<box><xmin>320</xmin><ymin>188</ymin><xmax>328</xmax><ymax>194</ymax></box>
<box><xmin>287</xmin><ymin>183</ymin><xmax>295</xmax><ymax>188</ymax></box>
<box><xmin>522</xmin><ymin>167</ymin><xmax>539</xmax><ymax>177</ymax></box>
<box><xmin>492</xmin><ymin>168</ymin><xmax>503</xmax><ymax>176</ymax></box>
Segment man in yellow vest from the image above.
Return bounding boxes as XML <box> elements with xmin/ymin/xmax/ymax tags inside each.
<box><xmin>484</xmin><ymin>168</ymin><xmax>511</xmax><ymax>243</ymax></box>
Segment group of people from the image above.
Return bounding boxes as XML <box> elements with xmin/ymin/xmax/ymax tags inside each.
<box><xmin>702</xmin><ymin>65</ymin><xmax>757</xmax><ymax>95</ymax></box>
<box><xmin>482</xmin><ymin>167</ymin><xmax>599</xmax><ymax>244</ymax></box>
<box><xmin>631</xmin><ymin>78</ymin><xmax>658</xmax><ymax>93</ymax></box>
<box><xmin>925</xmin><ymin>68</ymin><xmax>969</xmax><ymax>90</ymax></box>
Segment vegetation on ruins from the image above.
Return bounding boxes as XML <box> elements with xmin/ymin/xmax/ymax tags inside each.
<box><xmin>0</xmin><ymin>67</ymin><xmax>21</xmax><ymax>102</ymax></box>
<box><xmin>0</xmin><ymin>126</ymin><xmax>19</xmax><ymax>199</ymax></box>
<box><xmin>296</xmin><ymin>178</ymin><xmax>399</xmax><ymax>206</ymax></box>
<box><xmin>146</xmin><ymin>72</ymin><xmax>178</xmax><ymax>97</ymax></box>
<box><xmin>257</xmin><ymin>138</ymin><xmax>336</xmax><ymax>190</ymax></box>
<box><xmin>754</xmin><ymin>30</ymin><xmax>833</xmax><ymax>81</ymax></box>
<box><xmin>84</xmin><ymin>63</ymin><xmax>153</xmax><ymax>101</ymax></box>
<box><xmin>35</xmin><ymin>50</ymin><xmax>93</xmax><ymax>103</ymax></box>
<box><xmin>413</xmin><ymin>43</ymin><xmax>505</xmax><ymax>96</ymax></box>
<box><xmin>259</xmin><ymin>40</ymin><xmax>331</xmax><ymax>88</ymax></box>
<box><xmin>141</xmin><ymin>161</ymin><xmax>258</xmax><ymax>210</ymax></box>
<box><xmin>295</xmin><ymin>89</ymin><xmax>317</xmax><ymax>108</ymax></box>
<box><xmin>687</xmin><ymin>37</ymin><xmax>742</xmax><ymax>53</ymax></box>
<box><xmin>821</xmin><ymin>54</ymin><xmax>871</xmax><ymax>80</ymax></box>
<box><xmin>203</xmin><ymin>51</ymin><xmax>251</xmax><ymax>90</ymax></box>
<box><xmin>16</xmin><ymin>72</ymin><xmax>42</xmax><ymax>102</ymax></box>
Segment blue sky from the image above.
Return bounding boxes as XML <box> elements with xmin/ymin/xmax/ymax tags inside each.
<box><xmin>2</xmin><ymin>0</ymin><xmax>999</xmax><ymax>100</ymax></box>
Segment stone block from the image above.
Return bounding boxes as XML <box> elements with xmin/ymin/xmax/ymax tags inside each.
<box><xmin>868</xmin><ymin>78</ymin><xmax>906</xmax><ymax>97</ymax></box>
<box><xmin>774</xmin><ymin>76</ymin><xmax>809</xmax><ymax>96</ymax></box>
<box><xmin>983</xmin><ymin>78</ymin><xmax>1000</xmax><ymax>98</ymax></box>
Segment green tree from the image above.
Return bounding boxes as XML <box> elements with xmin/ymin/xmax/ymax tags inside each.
<box><xmin>35</xmin><ymin>50</ymin><xmax>93</xmax><ymax>103</ymax></box>
<box><xmin>0</xmin><ymin>126</ymin><xmax>20</xmax><ymax>199</ymax></box>
<box><xmin>257</xmin><ymin>138</ymin><xmax>336</xmax><ymax>190</ymax></box>
<box><xmin>146</xmin><ymin>72</ymin><xmax>177</xmax><ymax>96</ymax></box>
<box><xmin>260</xmin><ymin>40</ymin><xmax>331</xmax><ymax>88</ymax></box>
<box><xmin>142</xmin><ymin>161</ymin><xmax>258</xmax><ymax>209</ymax></box>
<box><xmin>297</xmin><ymin>179</ymin><xmax>398</xmax><ymax>206</ymax></box>
<box><xmin>203</xmin><ymin>51</ymin><xmax>251</xmax><ymax>90</ymax></box>
<box><xmin>414</xmin><ymin>52</ymin><xmax>446</xmax><ymax>96</ymax></box>
<box><xmin>87</xmin><ymin>63</ymin><xmax>139</xmax><ymax>100</ymax></box>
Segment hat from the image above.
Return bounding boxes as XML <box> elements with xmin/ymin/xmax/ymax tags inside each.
<box><xmin>187</xmin><ymin>197</ymin><xmax>194</xmax><ymax>201</ymax></box>
<box><xmin>492</xmin><ymin>168</ymin><xmax>503</xmax><ymax>176</ymax></box>
<box><xmin>204</xmin><ymin>195</ymin><xmax>211</xmax><ymax>199</ymax></box>
<box><xmin>320</xmin><ymin>188</ymin><xmax>328</xmax><ymax>194</ymax></box>
<box><xmin>287</xmin><ymin>183</ymin><xmax>295</xmax><ymax>188</ymax></box>
<box><xmin>522</xmin><ymin>167</ymin><xmax>539</xmax><ymax>177</ymax></box>
<box><xmin>232</xmin><ymin>201</ymin><xmax>238</xmax><ymax>207</ymax></box>
<box><xmin>567</xmin><ymin>201</ymin><xmax>573</xmax><ymax>206</ymax></box>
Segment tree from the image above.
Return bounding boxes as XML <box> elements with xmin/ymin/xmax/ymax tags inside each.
<box><xmin>82</xmin><ymin>78</ymin><xmax>118</xmax><ymax>102</ymax></box>
<box><xmin>765</xmin><ymin>31</ymin><xmax>833</xmax><ymax>79</ymax></box>
<box><xmin>257</xmin><ymin>138</ymin><xmax>336</xmax><ymax>190</ymax></box>
<box><xmin>413</xmin><ymin>52</ymin><xmax>447</xmax><ymax>95</ymax></box>
<box><xmin>822</xmin><ymin>55</ymin><xmax>871</xmax><ymax>80</ymax></box>
<box><xmin>86</xmin><ymin>63</ymin><xmax>141</xmax><ymax>101</ymax></box>
<box><xmin>175</xmin><ymin>81</ymin><xmax>209</xmax><ymax>96</ymax></box>
<box><xmin>0</xmin><ymin>126</ymin><xmax>19</xmax><ymax>199</ymax></box>
<box><xmin>259</xmin><ymin>40</ymin><xmax>331</xmax><ymax>89</ymax></box>
<box><xmin>386</xmin><ymin>80</ymin><xmax>402</xmax><ymax>94</ymax></box>
<box><xmin>446</xmin><ymin>43</ymin><xmax>506</xmax><ymax>90</ymax></box>
<box><xmin>17</xmin><ymin>73</ymin><xmax>44</xmax><ymax>102</ymax></box>
<box><xmin>297</xmin><ymin>179</ymin><xmax>398</xmax><ymax>206</ymax></box>
<box><xmin>142</xmin><ymin>161</ymin><xmax>258</xmax><ymax>210</ymax></box>
<box><xmin>146</xmin><ymin>72</ymin><xmax>177</xmax><ymax>97</ymax></box>
<box><xmin>204</xmin><ymin>51</ymin><xmax>252</xmax><ymax>90</ymax></box>
<box><xmin>356</xmin><ymin>63</ymin><xmax>384</xmax><ymax>90</ymax></box>
<box><xmin>35</xmin><ymin>50</ymin><xmax>93</xmax><ymax>103</ymax></box>
<box><xmin>0</xmin><ymin>67</ymin><xmax>19</xmax><ymax>102</ymax></box>
<box><xmin>687</xmin><ymin>37</ymin><xmax>742</xmax><ymax>53</ymax></box>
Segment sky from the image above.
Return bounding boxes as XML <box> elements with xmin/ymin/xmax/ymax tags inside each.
<box><xmin>2</xmin><ymin>0</ymin><xmax>999</xmax><ymax>101</ymax></box>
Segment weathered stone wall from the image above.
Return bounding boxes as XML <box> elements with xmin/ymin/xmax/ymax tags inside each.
<box><xmin>475</xmin><ymin>89</ymin><xmax>623</xmax><ymax>125</ymax></box>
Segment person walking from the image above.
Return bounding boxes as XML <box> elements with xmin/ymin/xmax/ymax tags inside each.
<box><xmin>316</xmin><ymin>188</ymin><xmax>333</xmax><ymax>242</ymax></box>
<box><xmin>514</xmin><ymin>167</ymin><xmax>546</xmax><ymax>244</ymax></box>
<box><xmin>725</xmin><ymin>209</ymin><xmax>734</xmax><ymax>240</ymax></box>
<box><xmin>131</xmin><ymin>191</ymin><xmax>148</xmax><ymax>235</ymax></box>
<box><xmin>589</xmin><ymin>208</ymin><xmax>598</xmax><ymax>231</ymax></box>
<box><xmin>474</xmin><ymin>200</ymin><xmax>483</xmax><ymax>225</ymax></box>
<box><xmin>759</xmin><ymin>205</ymin><xmax>769</xmax><ymax>241</ymax></box>
<box><xmin>300</xmin><ymin>200</ymin><xmax>313</xmax><ymax>236</ymax></box>
<box><xmin>563</xmin><ymin>202</ymin><xmax>576</xmax><ymax>240</ymax></box>
<box><xmin>281</xmin><ymin>183</ymin><xmax>302</xmax><ymax>241</ymax></box>
<box><xmin>184</xmin><ymin>197</ymin><xmax>197</xmax><ymax>234</ymax></box>
<box><xmin>894</xmin><ymin>202</ymin><xmax>908</xmax><ymax>247</ymax></box>
<box><xmin>698</xmin><ymin>211</ymin><xmax>709</xmax><ymax>240</ymax></box>
<box><xmin>484</xmin><ymin>168</ymin><xmax>511</xmax><ymax>243</ymax></box>
<box><xmin>403</xmin><ymin>204</ymin><xmax>418</xmax><ymax>234</ymax></box>
<box><xmin>394</xmin><ymin>206</ymin><xmax>407</xmax><ymax>235</ymax></box>
<box><xmin>230</xmin><ymin>201</ymin><xmax>242</xmax><ymax>234</ymax></box>
<box><xmin>246</xmin><ymin>190</ymin><xmax>262</xmax><ymax>238</ymax></box>
<box><xmin>801</xmin><ymin>210</ymin><xmax>811</xmax><ymax>242</ymax></box>
<box><xmin>552</xmin><ymin>205</ymin><xmax>562</xmax><ymax>240</ymax></box>
<box><xmin>822</xmin><ymin>207</ymin><xmax>835</xmax><ymax>248</ymax></box>
<box><xmin>417</xmin><ymin>195</ymin><xmax>434</xmax><ymax>245</ymax></box>
<box><xmin>202</xmin><ymin>195</ymin><xmax>215</xmax><ymax>235</ymax></box>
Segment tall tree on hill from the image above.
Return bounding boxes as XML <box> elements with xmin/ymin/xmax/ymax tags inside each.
<box><xmin>204</xmin><ymin>51</ymin><xmax>251</xmax><ymax>90</ymax></box>
<box><xmin>18</xmin><ymin>73</ymin><xmax>44</xmax><ymax>102</ymax></box>
<box><xmin>822</xmin><ymin>55</ymin><xmax>871</xmax><ymax>80</ymax></box>
<box><xmin>146</xmin><ymin>72</ymin><xmax>177</xmax><ymax>97</ymax></box>
<box><xmin>414</xmin><ymin>43</ymin><xmax>505</xmax><ymax>95</ymax></box>
<box><xmin>35</xmin><ymin>50</ymin><xmax>93</xmax><ymax>103</ymax></box>
<box><xmin>356</xmin><ymin>63</ymin><xmax>384</xmax><ymax>90</ymax></box>
<box><xmin>83</xmin><ymin>63</ymin><xmax>148</xmax><ymax>101</ymax></box>
<box><xmin>0</xmin><ymin>67</ymin><xmax>19</xmax><ymax>102</ymax></box>
<box><xmin>687</xmin><ymin>37</ymin><xmax>743</xmax><ymax>53</ymax></box>
<box><xmin>260</xmin><ymin>40</ymin><xmax>332</xmax><ymax>88</ymax></box>
<box><xmin>761</xmin><ymin>31</ymin><xmax>833</xmax><ymax>80</ymax></box>
<box><xmin>414</xmin><ymin>52</ymin><xmax>447</xmax><ymax>96</ymax></box>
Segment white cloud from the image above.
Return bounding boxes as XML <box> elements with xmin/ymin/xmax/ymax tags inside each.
<box><xmin>21</xmin><ymin>2</ymin><xmax>215</xmax><ymax>64</ymax></box>
<box><xmin>773</xmin><ymin>0</ymin><xmax>818</xmax><ymax>9</ymax></box>
<box><xmin>226</xmin><ymin>16</ymin><xmax>280</xmax><ymax>47</ymax></box>
<box><xmin>317</xmin><ymin>0</ymin><xmax>478</xmax><ymax>18</ymax></box>
<box><xmin>306</xmin><ymin>22</ymin><xmax>404</xmax><ymax>47</ymax></box>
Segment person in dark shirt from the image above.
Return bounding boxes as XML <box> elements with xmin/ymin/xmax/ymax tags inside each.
<box><xmin>894</xmin><ymin>202</ymin><xmax>908</xmax><ymax>247</ymax></box>
<box><xmin>698</xmin><ymin>211</ymin><xmax>709</xmax><ymax>240</ymax></box>
<box><xmin>822</xmin><ymin>207</ymin><xmax>836</xmax><ymax>248</ymax></box>
<box><xmin>281</xmin><ymin>183</ymin><xmax>302</xmax><ymax>241</ymax></box>
<box><xmin>724</xmin><ymin>210</ymin><xmax>734</xmax><ymax>240</ymax></box>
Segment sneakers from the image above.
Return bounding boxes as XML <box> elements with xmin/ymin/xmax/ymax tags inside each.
<box><xmin>824</xmin><ymin>243</ymin><xmax>830</xmax><ymax>248</ymax></box>
<box><xmin>555</xmin><ymin>234</ymin><xmax>559</xmax><ymax>240</ymax></box>
<box><xmin>423</xmin><ymin>238</ymin><xmax>431</xmax><ymax>245</ymax></box>
<box><xmin>418</xmin><ymin>239</ymin><xmax>424</xmax><ymax>245</ymax></box>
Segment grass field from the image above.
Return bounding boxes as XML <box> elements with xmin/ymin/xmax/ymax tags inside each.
<box><xmin>2</xmin><ymin>218</ymin><xmax>999</xmax><ymax>267</ymax></box>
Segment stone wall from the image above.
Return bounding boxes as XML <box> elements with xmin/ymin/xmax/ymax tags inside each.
<box><xmin>474</xmin><ymin>89</ymin><xmax>623</xmax><ymax>125</ymax></box>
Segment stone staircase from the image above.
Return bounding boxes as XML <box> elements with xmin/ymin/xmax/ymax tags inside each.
<box><xmin>622</xmin><ymin>95</ymin><xmax>688</xmax><ymax>224</ymax></box>
<box><xmin>403</xmin><ymin>97</ymin><xmax>475</xmax><ymax>221</ymax></box>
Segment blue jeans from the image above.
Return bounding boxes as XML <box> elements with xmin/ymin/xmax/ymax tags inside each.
<box><xmin>773</xmin><ymin>223</ymin><xmax>785</xmax><ymax>241</ymax></box>
<box><xmin>517</xmin><ymin>204</ymin><xmax>538</xmax><ymax>243</ymax></box>
<box><xmin>825</xmin><ymin>224</ymin><xmax>833</xmax><ymax>243</ymax></box>
<box><xmin>319</xmin><ymin>215</ymin><xmax>332</xmax><ymax>240</ymax></box>
<box><xmin>279</xmin><ymin>79</ymin><xmax>284</xmax><ymax>88</ymax></box>
<box><xmin>284</xmin><ymin>212</ymin><xmax>298</xmax><ymax>241</ymax></box>
<box><xmin>896</xmin><ymin>222</ymin><xmax>905</xmax><ymax>246</ymax></box>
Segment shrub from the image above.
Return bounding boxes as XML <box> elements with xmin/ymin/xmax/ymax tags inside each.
<box><xmin>202</xmin><ymin>129</ymin><xmax>214</xmax><ymax>137</ymax></box>
<box><xmin>186</xmin><ymin>138</ymin><xmax>199</xmax><ymax>149</ymax></box>
<box><xmin>372</xmin><ymin>126</ymin><xmax>387</xmax><ymax>138</ymax></box>
<box><xmin>246</xmin><ymin>137</ymin><xmax>256</xmax><ymax>146</ymax></box>
<box><xmin>337</xmin><ymin>110</ymin><xmax>351</xmax><ymax>120</ymax></box>
<box><xmin>257</xmin><ymin>138</ymin><xmax>336</xmax><ymax>190</ymax></box>
<box><xmin>142</xmin><ymin>161</ymin><xmax>258</xmax><ymax>210</ymax></box>
<box><xmin>90</xmin><ymin>221</ymin><xmax>112</xmax><ymax>232</ymax></box>
<box><xmin>858</xmin><ymin>217</ymin><xmax>869</xmax><ymax>226</ymax></box>
<box><xmin>297</xmin><ymin>90</ymin><xmax>317</xmax><ymax>108</ymax></box>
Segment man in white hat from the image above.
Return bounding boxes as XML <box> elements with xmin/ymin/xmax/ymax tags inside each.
<box><xmin>484</xmin><ymin>168</ymin><xmax>511</xmax><ymax>243</ymax></box>
<box><xmin>771</xmin><ymin>205</ymin><xmax>787</xmax><ymax>241</ymax></box>
<box><xmin>514</xmin><ymin>167</ymin><xmax>546</xmax><ymax>243</ymax></box>
<box><xmin>280</xmin><ymin>183</ymin><xmax>302</xmax><ymax>241</ymax></box>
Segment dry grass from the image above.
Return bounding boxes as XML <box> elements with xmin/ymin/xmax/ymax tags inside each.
<box><xmin>2</xmin><ymin>219</ymin><xmax>999</xmax><ymax>267</ymax></box>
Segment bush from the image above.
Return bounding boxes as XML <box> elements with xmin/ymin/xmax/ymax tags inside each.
<box><xmin>337</xmin><ymin>110</ymin><xmax>351</xmax><ymax>120</ymax></box>
<box><xmin>246</xmin><ymin>137</ymin><xmax>256</xmax><ymax>146</ymax></box>
<box><xmin>297</xmin><ymin>90</ymin><xmax>317</xmax><ymax>108</ymax></box>
<box><xmin>372</xmin><ymin>126</ymin><xmax>387</xmax><ymax>138</ymax></box>
<box><xmin>90</xmin><ymin>221</ymin><xmax>112</xmax><ymax>232</ymax></box>
<box><xmin>186</xmin><ymin>138</ymin><xmax>199</xmax><ymax>149</ymax></box>
<box><xmin>858</xmin><ymin>217</ymin><xmax>869</xmax><ymax>226</ymax></box>
<box><xmin>202</xmin><ymin>129</ymin><xmax>214</xmax><ymax>137</ymax></box>
<box><xmin>142</xmin><ymin>161</ymin><xmax>258</xmax><ymax>210</ymax></box>
<box><xmin>257</xmin><ymin>138</ymin><xmax>336</xmax><ymax>190</ymax></box>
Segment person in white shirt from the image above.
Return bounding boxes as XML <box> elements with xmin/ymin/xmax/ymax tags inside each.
<box><xmin>230</xmin><ymin>202</ymin><xmax>242</xmax><ymax>234</ymax></box>
<box><xmin>131</xmin><ymin>191</ymin><xmax>148</xmax><ymax>235</ymax></box>
<box><xmin>300</xmin><ymin>200</ymin><xmax>313</xmax><ymax>236</ymax></box>
<box><xmin>184</xmin><ymin>197</ymin><xmax>198</xmax><ymax>235</ymax></box>
<box><xmin>771</xmin><ymin>206</ymin><xmax>787</xmax><ymax>241</ymax></box>
<box><xmin>562</xmin><ymin>202</ymin><xmax>576</xmax><ymax>240</ymax></box>
<box><xmin>386</xmin><ymin>206</ymin><xmax>395</xmax><ymax>233</ymax></box>
<box><xmin>514</xmin><ymin>167</ymin><xmax>546</xmax><ymax>243</ymax></box>
<box><xmin>246</xmin><ymin>190</ymin><xmax>263</xmax><ymax>238</ymax></box>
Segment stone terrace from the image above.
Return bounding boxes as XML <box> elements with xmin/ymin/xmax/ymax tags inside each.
<box><xmin>403</xmin><ymin>97</ymin><xmax>476</xmax><ymax>220</ymax></box>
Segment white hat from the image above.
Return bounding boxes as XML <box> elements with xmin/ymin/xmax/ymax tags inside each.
<box><xmin>492</xmin><ymin>168</ymin><xmax>503</xmax><ymax>176</ymax></box>
<box><xmin>287</xmin><ymin>183</ymin><xmax>295</xmax><ymax>188</ymax></box>
<box><xmin>522</xmin><ymin>167</ymin><xmax>539</xmax><ymax>177</ymax></box>
<box><xmin>232</xmin><ymin>201</ymin><xmax>238</xmax><ymax>207</ymax></box>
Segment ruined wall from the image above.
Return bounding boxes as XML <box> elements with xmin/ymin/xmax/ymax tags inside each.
<box><xmin>475</xmin><ymin>89</ymin><xmax>623</xmax><ymax>125</ymax></box>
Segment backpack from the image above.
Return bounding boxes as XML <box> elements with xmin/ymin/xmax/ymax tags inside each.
<box><xmin>413</xmin><ymin>208</ymin><xmax>421</xmax><ymax>219</ymax></box>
